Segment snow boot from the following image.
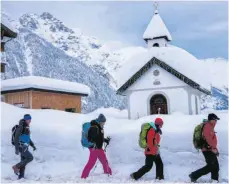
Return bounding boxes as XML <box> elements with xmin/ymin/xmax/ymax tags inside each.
<box><xmin>18</xmin><ymin>166</ymin><xmax>25</xmax><ymax>179</ymax></box>
<box><xmin>189</xmin><ymin>174</ymin><xmax>197</xmax><ymax>183</ymax></box>
<box><xmin>155</xmin><ymin>176</ymin><xmax>164</xmax><ymax>182</ymax></box>
<box><xmin>156</xmin><ymin>176</ymin><xmax>164</xmax><ymax>180</ymax></box>
<box><xmin>12</xmin><ymin>165</ymin><xmax>20</xmax><ymax>175</ymax></box>
<box><xmin>18</xmin><ymin>175</ymin><xmax>24</xmax><ymax>180</ymax></box>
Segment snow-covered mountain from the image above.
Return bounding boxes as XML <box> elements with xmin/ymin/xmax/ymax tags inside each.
<box><xmin>18</xmin><ymin>12</ymin><xmax>146</xmax><ymax>88</ymax></box>
<box><xmin>199</xmin><ymin>58</ymin><xmax>228</xmax><ymax>110</ymax></box>
<box><xmin>1</xmin><ymin>12</ymin><xmax>127</xmax><ymax>113</ymax></box>
<box><xmin>1</xmin><ymin>11</ymin><xmax>228</xmax><ymax>111</ymax></box>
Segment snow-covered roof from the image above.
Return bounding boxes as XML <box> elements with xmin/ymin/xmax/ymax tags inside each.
<box><xmin>1</xmin><ymin>76</ymin><xmax>90</xmax><ymax>96</ymax></box>
<box><xmin>1</xmin><ymin>11</ymin><xmax>18</xmax><ymax>37</ymax></box>
<box><xmin>116</xmin><ymin>45</ymin><xmax>211</xmax><ymax>93</ymax></box>
<box><xmin>143</xmin><ymin>11</ymin><xmax>172</xmax><ymax>41</ymax></box>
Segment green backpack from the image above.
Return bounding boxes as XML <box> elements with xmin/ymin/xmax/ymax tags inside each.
<box><xmin>139</xmin><ymin>123</ymin><xmax>155</xmax><ymax>149</ymax></box>
<box><xmin>193</xmin><ymin>119</ymin><xmax>207</xmax><ymax>149</ymax></box>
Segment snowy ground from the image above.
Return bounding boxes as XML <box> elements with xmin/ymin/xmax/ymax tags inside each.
<box><xmin>1</xmin><ymin>102</ymin><xmax>228</xmax><ymax>183</ymax></box>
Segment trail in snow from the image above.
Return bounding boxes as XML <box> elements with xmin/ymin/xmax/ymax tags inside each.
<box><xmin>1</xmin><ymin>103</ymin><xmax>228</xmax><ymax>183</ymax></box>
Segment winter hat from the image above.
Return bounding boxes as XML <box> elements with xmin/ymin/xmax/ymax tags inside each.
<box><xmin>24</xmin><ymin>114</ymin><xmax>32</xmax><ymax>121</ymax></box>
<box><xmin>96</xmin><ymin>114</ymin><xmax>106</xmax><ymax>123</ymax></box>
<box><xmin>155</xmin><ymin>117</ymin><xmax>163</xmax><ymax>127</ymax></box>
<box><xmin>208</xmin><ymin>113</ymin><xmax>220</xmax><ymax>121</ymax></box>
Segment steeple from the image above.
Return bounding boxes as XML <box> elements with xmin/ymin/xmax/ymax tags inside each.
<box><xmin>143</xmin><ymin>2</ymin><xmax>172</xmax><ymax>48</ymax></box>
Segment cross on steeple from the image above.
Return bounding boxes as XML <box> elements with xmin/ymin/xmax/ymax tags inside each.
<box><xmin>154</xmin><ymin>2</ymin><xmax>159</xmax><ymax>14</ymax></box>
<box><xmin>143</xmin><ymin>1</ymin><xmax>172</xmax><ymax>47</ymax></box>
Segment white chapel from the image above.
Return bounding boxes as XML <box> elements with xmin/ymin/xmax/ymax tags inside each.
<box><xmin>116</xmin><ymin>7</ymin><xmax>211</xmax><ymax>119</ymax></box>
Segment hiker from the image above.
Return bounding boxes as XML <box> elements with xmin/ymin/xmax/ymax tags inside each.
<box><xmin>81</xmin><ymin>114</ymin><xmax>112</xmax><ymax>179</ymax></box>
<box><xmin>189</xmin><ymin>113</ymin><xmax>220</xmax><ymax>183</ymax></box>
<box><xmin>12</xmin><ymin>114</ymin><xmax>36</xmax><ymax>179</ymax></box>
<box><xmin>130</xmin><ymin>117</ymin><xmax>164</xmax><ymax>181</ymax></box>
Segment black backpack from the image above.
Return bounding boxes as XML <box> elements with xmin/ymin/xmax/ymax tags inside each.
<box><xmin>11</xmin><ymin>125</ymin><xmax>19</xmax><ymax>145</ymax></box>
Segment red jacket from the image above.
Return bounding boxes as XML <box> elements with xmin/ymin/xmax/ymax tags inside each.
<box><xmin>145</xmin><ymin>128</ymin><xmax>161</xmax><ymax>155</ymax></box>
<box><xmin>202</xmin><ymin>122</ymin><xmax>218</xmax><ymax>152</ymax></box>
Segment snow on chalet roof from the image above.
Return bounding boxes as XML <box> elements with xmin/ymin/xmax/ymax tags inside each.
<box><xmin>1</xmin><ymin>11</ymin><xmax>18</xmax><ymax>35</ymax></box>
<box><xmin>143</xmin><ymin>11</ymin><xmax>172</xmax><ymax>41</ymax></box>
<box><xmin>116</xmin><ymin>45</ymin><xmax>211</xmax><ymax>92</ymax></box>
<box><xmin>1</xmin><ymin>76</ymin><xmax>90</xmax><ymax>96</ymax></box>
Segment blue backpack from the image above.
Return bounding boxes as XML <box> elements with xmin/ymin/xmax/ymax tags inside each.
<box><xmin>81</xmin><ymin>122</ymin><xmax>94</xmax><ymax>148</ymax></box>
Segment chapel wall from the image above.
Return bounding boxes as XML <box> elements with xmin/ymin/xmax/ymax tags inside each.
<box><xmin>128</xmin><ymin>87</ymin><xmax>189</xmax><ymax>119</ymax></box>
<box><xmin>128</xmin><ymin>65</ymin><xmax>187</xmax><ymax>91</ymax></box>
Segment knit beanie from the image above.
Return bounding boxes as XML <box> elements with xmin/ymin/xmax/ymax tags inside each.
<box><xmin>96</xmin><ymin>114</ymin><xmax>106</xmax><ymax>123</ymax></box>
<box><xmin>24</xmin><ymin>114</ymin><xmax>32</xmax><ymax>121</ymax></box>
<box><xmin>155</xmin><ymin>117</ymin><xmax>163</xmax><ymax>127</ymax></box>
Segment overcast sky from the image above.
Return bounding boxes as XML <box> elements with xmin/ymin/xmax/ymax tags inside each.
<box><xmin>2</xmin><ymin>1</ymin><xmax>228</xmax><ymax>59</ymax></box>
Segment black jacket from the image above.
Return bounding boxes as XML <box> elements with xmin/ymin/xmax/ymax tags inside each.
<box><xmin>15</xmin><ymin>119</ymin><xmax>35</xmax><ymax>151</ymax></box>
<box><xmin>88</xmin><ymin>120</ymin><xmax>105</xmax><ymax>149</ymax></box>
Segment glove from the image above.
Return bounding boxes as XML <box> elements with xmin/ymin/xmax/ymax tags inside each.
<box><xmin>15</xmin><ymin>149</ymin><xmax>19</xmax><ymax>155</ymax></box>
<box><xmin>104</xmin><ymin>139</ymin><xmax>110</xmax><ymax>145</ymax></box>
<box><xmin>32</xmin><ymin>146</ymin><xmax>37</xmax><ymax>151</ymax></box>
<box><xmin>104</xmin><ymin>136</ymin><xmax>111</xmax><ymax>145</ymax></box>
<box><xmin>207</xmin><ymin>145</ymin><xmax>212</xmax><ymax>149</ymax></box>
<box><xmin>212</xmin><ymin>148</ymin><xmax>219</xmax><ymax>156</ymax></box>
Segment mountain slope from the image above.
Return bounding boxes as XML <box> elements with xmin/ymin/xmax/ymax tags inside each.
<box><xmin>199</xmin><ymin>58</ymin><xmax>228</xmax><ymax>110</ymax></box>
<box><xmin>4</xmin><ymin>27</ymin><xmax>126</xmax><ymax>112</ymax></box>
<box><xmin>18</xmin><ymin>12</ymin><xmax>148</xmax><ymax>87</ymax></box>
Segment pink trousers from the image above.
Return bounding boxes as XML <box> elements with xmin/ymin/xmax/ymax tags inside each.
<box><xmin>81</xmin><ymin>148</ymin><xmax>112</xmax><ymax>178</ymax></box>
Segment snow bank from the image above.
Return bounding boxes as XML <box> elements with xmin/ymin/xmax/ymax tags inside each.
<box><xmin>1</xmin><ymin>76</ymin><xmax>90</xmax><ymax>95</ymax></box>
<box><xmin>90</xmin><ymin>107</ymin><xmax>128</xmax><ymax>119</ymax></box>
<box><xmin>1</xmin><ymin>102</ymin><xmax>228</xmax><ymax>183</ymax></box>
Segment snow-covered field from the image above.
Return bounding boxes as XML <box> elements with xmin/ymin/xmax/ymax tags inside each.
<box><xmin>1</xmin><ymin>102</ymin><xmax>228</xmax><ymax>183</ymax></box>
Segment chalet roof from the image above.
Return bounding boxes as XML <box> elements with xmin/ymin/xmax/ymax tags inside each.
<box><xmin>1</xmin><ymin>23</ymin><xmax>17</xmax><ymax>38</ymax></box>
<box><xmin>1</xmin><ymin>76</ymin><xmax>90</xmax><ymax>96</ymax></box>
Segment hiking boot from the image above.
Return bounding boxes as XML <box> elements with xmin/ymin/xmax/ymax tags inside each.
<box><xmin>189</xmin><ymin>174</ymin><xmax>197</xmax><ymax>183</ymax></box>
<box><xmin>155</xmin><ymin>179</ymin><xmax>164</xmax><ymax>183</ymax></box>
<box><xmin>156</xmin><ymin>176</ymin><xmax>164</xmax><ymax>180</ymax></box>
<box><xmin>130</xmin><ymin>173</ymin><xmax>136</xmax><ymax>180</ymax></box>
<box><xmin>18</xmin><ymin>166</ymin><xmax>25</xmax><ymax>180</ymax></box>
<box><xmin>18</xmin><ymin>175</ymin><xmax>24</xmax><ymax>180</ymax></box>
<box><xmin>12</xmin><ymin>165</ymin><xmax>20</xmax><ymax>175</ymax></box>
